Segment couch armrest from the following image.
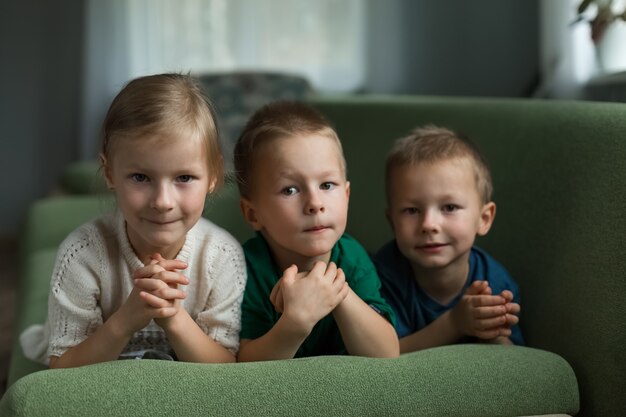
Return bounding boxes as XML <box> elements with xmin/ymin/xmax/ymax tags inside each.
<box><xmin>1</xmin><ymin>344</ymin><xmax>578</xmax><ymax>417</ymax></box>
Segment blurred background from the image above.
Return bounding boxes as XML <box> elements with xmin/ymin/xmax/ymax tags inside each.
<box><xmin>3</xmin><ymin>0</ymin><xmax>626</xmax><ymax>240</ymax></box>
<box><xmin>1</xmin><ymin>0</ymin><xmax>625</xmax><ymax>391</ymax></box>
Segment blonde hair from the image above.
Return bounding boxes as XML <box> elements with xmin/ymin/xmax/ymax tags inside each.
<box><xmin>233</xmin><ymin>101</ymin><xmax>345</xmax><ymax>198</ymax></box>
<box><xmin>386</xmin><ymin>125</ymin><xmax>493</xmax><ymax>203</ymax></box>
<box><xmin>101</xmin><ymin>73</ymin><xmax>224</xmax><ymax>190</ymax></box>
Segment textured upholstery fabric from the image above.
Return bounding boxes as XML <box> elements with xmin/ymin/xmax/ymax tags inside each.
<box><xmin>2</xmin><ymin>345</ymin><xmax>577</xmax><ymax>417</ymax></box>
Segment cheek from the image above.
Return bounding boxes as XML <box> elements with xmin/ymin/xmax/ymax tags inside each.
<box><xmin>392</xmin><ymin>217</ymin><xmax>414</xmax><ymax>240</ymax></box>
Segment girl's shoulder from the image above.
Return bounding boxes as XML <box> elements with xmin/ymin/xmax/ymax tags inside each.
<box><xmin>56</xmin><ymin>214</ymin><xmax>119</xmax><ymax>262</ymax></box>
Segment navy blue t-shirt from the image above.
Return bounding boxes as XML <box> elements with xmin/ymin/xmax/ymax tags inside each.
<box><xmin>373</xmin><ymin>240</ymin><xmax>524</xmax><ymax>345</ymax></box>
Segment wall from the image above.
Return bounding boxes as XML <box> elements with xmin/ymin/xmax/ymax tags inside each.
<box><xmin>366</xmin><ymin>0</ymin><xmax>539</xmax><ymax>97</ymax></box>
<box><xmin>0</xmin><ymin>0</ymin><xmax>84</xmax><ymax>238</ymax></box>
<box><xmin>0</xmin><ymin>0</ymin><xmax>539</xmax><ymax>238</ymax></box>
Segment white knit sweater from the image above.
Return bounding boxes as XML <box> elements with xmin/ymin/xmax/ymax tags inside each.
<box><xmin>20</xmin><ymin>212</ymin><xmax>246</xmax><ymax>364</ymax></box>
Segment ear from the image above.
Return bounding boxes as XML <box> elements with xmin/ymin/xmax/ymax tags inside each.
<box><xmin>240</xmin><ymin>197</ymin><xmax>263</xmax><ymax>231</ymax></box>
<box><xmin>477</xmin><ymin>201</ymin><xmax>496</xmax><ymax>236</ymax></box>
<box><xmin>100</xmin><ymin>153</ymin><xmax>114</xmax><ymax>189</ymax></box>
<box><xmin>207</xmin><ymin>177</ymin><xmax>217</xmax><ymax>195</ymax></box>
<box><xmin>345</xmin><ymin>181</ymin><xmax>351</xmax><ymax>199</ymax></box>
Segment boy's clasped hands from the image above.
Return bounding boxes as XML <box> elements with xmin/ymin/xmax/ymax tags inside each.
<box><xmin>269</xmin><ymin>262</ymin><xmax>350</xmax><ymax>333</ymax></box>
<box><xmin>450</xmin><ymin>280</ymin><xmax>520</xmax><ymax>343</ymax></box>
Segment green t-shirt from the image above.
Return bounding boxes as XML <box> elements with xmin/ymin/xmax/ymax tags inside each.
<box><xmin>240</xmin><ymin>233</ymin><xmax>396</xmax><ymax>357</ymax></box>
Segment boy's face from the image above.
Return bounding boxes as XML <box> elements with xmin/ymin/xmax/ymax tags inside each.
<box><xmin>386</xmin><ymin>158</ymin><xmax>495</xmax><ymax>274</ymax></box>
<box><xmin>241</xmin><ymin>134</ymin><xmax>350</xmax><ymax>269</ymax></box>
<box><xmin>104</xmin><ymin>134</ymin><xmax>213</xmax><ymax>262</ymax></box>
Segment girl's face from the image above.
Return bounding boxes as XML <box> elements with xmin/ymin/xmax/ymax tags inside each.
<box><xmin>240</xmin><ymin>134</ymin><xmax>350</xmax><ymax>272</ymax></box>
<box><xmin>104</xmin><ymin>133</ymin><xmax>213</xmax><ymax>262</ymax></box>
<box><xmin>386</xmin><ymin>158</ymin><xmax>495</xmax><ymax>279</ymax></box>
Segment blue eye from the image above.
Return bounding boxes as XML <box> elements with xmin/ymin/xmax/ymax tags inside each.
<box><xmin>281</xmin><ymin>186</ymin><xmax>298</xmax><ymax>196</ymax></box>
<box><xmin>131</xmin><ymin>173</ymin><xmax>148</xmax><ymax>182</ymax></box>
<box><xmin>178</xmin><ymin>175</ymin><xmax>193</xmax><ymax>183</ymax></box>
<box><xmin>442</xmin><ymin>204</ymin><xmax>459</xmax><ymax>212</ymax></box>
<box><xmin>320</xmin><ymin>182</ymin><xmax>336</xmax><ymax>191</ymax></box>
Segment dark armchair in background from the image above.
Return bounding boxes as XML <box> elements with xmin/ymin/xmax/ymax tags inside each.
<box><xmin>196</xmin><ymin>71</ymin><xmax>314</xmax><ymax>171</ymax></box>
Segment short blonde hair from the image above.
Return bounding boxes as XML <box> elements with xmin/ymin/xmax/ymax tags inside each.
<box><xmin>386</xmin><ymin>125</ymin><xmax>493</xmax><ymax>203</ymax></box>
<box><xmin>101</xmin><ymin>73</ymin><xmax>224</xmax><ymax>190</ymax></box>
<box><xmin>233</xmin><ymin>101</ymin><xmax>345</xmax><ymax>198</ymax></box>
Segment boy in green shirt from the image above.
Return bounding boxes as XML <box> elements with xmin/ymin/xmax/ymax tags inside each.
<box><xmin>234</xmin><ymin>101</ymin><xmax>398</xmax><ymax>361</ymax></box>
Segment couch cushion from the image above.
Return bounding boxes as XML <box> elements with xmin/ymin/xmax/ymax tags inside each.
<box><xmin>1</xmin><ymin>344</ymin><xmax>578</xmax><ymax>417</ymax></box>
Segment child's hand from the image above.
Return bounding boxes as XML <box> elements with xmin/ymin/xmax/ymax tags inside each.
<box><xmin>270</xmin><ymin>268</ymin><xmax>307</xmax><ymax>313</ymax></box>
<box><xmin>450</xmin><ymin>280</ymin><xmax>510</xmax><ymax>340</ymax></box>
<box><xmin>497</xmin><ymin>289</ymin><xmax>521</xmax><ymax>331</ymax></box>
<box><xmin>132</xmin><ymin>254</ymin><xmax>189</xmax><ymax>329</ymax></box>
<box><xmin>277</xmin><ymin>262</ymin><xmax>349</xmax><ymax>333</ymax></box>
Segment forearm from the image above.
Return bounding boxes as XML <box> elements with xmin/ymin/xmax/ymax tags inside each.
<box><xmin>237</xmin><ymin>316</ymin><xmax>310</xmax><ymax>362</ymax></box>
<box><xmin>161</xmin><ymin>310</ymin><xmax>235</xmax><ymax>363</ymax></box>
<box><xmin>333</xmin><ymin>289</ymin><xmax>399</xmax><ymax>358</ymax></box>
<box><xmin>399</xmin><ymin>311</ymin><xmax>462</xmax><ymax>353</ymax></box>
<box><xmin>49</xmin><ymin>312</ymin><xmax>131</xmax><ymax>368</ymax></box>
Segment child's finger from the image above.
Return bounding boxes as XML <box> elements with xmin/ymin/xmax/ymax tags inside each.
<box><xmin>474</xmin><ymin>305</ymin><xmax>507</xmax><ymax>319</ymax></box>
<box><xmin>139</xmin><ymin>291</ymin><xmax>173</xmax><ymax>308</ymax></box>
<box><xmin>133</xmin><ymin>264</ymin><xmax>166</xmax><ymax>279</ymax></box>
<box><xmin>152</xmin><ymin>270</ymin><xmax>189</xmax><ymax>286</ymax></box>
<box><xmin>156</xmin><ymin>259</ymin><xmax>188</xmax><ymax>272</ymax></box>
<box><xmin>281</xmin><ymin>265</ymin><xmax>298</xmax><ymax>284</ymax></box>
<box><xmin>323</xmin><ymin>262</ymin><xmax>337</xmax><ymax>280</ymax></box>
<box><xmin>500</xmin><ymin>290</ymin><xmax>514</xmax><ymax>302</ymax></box>
<box><xmin>154</xmin><ymin>286</ymin><xmax>187</xmax><ymax>301</ymax></box>
<box><xmin>464</xmin><ymin>280</ymin><xmax>486</xmax><ymax>296</ymax></box>
<box><xmin>471</xmin><ymin>294</ymin><xmax>506</xmax><ymax>307</ymax></box>
<box><xmin>504</xmin><ymin>313</ymin><xmax>519</xmax><ymax>326</ymax></box>
<box><xmin>309</xmin><ymin>261</ymin><xmax>328</xmax><ymax>278</ymax></box>
<box><xmin>332</xmin><ymin>268</ymin><xmax>346</xmax><ymax>288</ymax></box>
<box><xmin>134</xmin><ymin>278</ymin><xmax>167</xmax><ymax>292</ymax></box>
<box><xmin>505</xmin><ymin>302</ymin><xmax>521</xmax><ymax>315</ymax></box>
<box><xmin>475</xmin><ymin>315</ymin><xmax>507</xmax><ymax>330</ymax></box>
<box><xmin>270</xmin><ymin>280</ymin><xmax>284</xmax><ymax>312</ymax></box>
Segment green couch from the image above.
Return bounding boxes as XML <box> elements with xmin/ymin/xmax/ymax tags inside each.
<box><xmin>5</xmin><ymin>94</ymin><xmax>625</xmax><ymax>416</ymax></box>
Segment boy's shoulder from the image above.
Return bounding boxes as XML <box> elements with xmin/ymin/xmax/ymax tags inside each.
<box><xmin>334</xmin><ymin>233</ymin><xmax>368</xmax><ymax>254</ymax></box>
<box><xmin>469</xmin><ymin>246</ymin><xmax>518</xmax><ymax>290</ymax></box>
<box><xmin>469</xmin><ymin>246</ymin><xmax>509</xmax><ymax>275</ymax></box>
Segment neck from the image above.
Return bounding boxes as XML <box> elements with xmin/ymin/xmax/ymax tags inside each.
<box><xmin>261</xmin><ymin>233</ymin><xmax>332</xmax><ymax>273</ymax></box>
<box><xmin>411</xmin><ymin>255</ymin><xmax>470</xmax><ymax>305</ymax></box>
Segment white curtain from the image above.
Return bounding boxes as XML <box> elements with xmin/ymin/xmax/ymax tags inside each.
<box><xmin>538</xmin><ymin>0</ymin><xmax>626</xmax><ymax>99</ymax></box>
<box><xmin>80</xmin><ymin>0</ymin><xmax>365</xmax><ymax>158</ymax></box>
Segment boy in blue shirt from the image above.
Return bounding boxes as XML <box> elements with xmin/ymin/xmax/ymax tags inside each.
<box><xmin>374</xmin><ymin>125</ymin><xmax>523</xmax><ymax>352</ymax></box>
<box><xmin>234</xmin><ymin>101</ymin><xmax>398</xmax><ymax>361</ymax></box>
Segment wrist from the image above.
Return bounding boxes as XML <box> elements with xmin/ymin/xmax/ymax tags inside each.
<box><xmin>278</xmin><ymin>312</ymin><xmax>314</xmax><ymax>340</ymax></box>
<box><xmin>107</xmin><ymin>310</ymin><xmax>136</xmax><ymax>340</ymax></box>
<box><xmin>156</xmin><ymin>308</ymin><xmax>188</xmax><ymax>333</ymax></box>
<box><xmin>442</xmin><ymin>310</ymin><xmax>464</xmax><ymax>341</ymax></box>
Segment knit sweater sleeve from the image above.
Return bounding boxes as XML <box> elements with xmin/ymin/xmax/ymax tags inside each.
<box><xmin>195</xmin><ymin>225</ymin><xmax>247</xmax><ymax>355</ymax></box>
<box><xmin>46</xmin><ymin>224</ymin><xmax>106</xmax><ymax>359</ymax></box>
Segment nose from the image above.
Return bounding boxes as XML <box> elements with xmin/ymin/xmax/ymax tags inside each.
<box><xmin>151</xmin><ymin>183</ymin><xmax>175</xmax><ymax>212</ymax></box>
<box><xmin>304</xmin><ymin>189</ymin><xmax>325</xmax><ymax>214</ymax></box>
<box><xmin>420</xmin><ymin>209</ymin><xmax>440</xmax><ymax>234</ymax></box>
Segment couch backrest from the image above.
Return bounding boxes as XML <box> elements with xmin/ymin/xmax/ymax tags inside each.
<box><xmin>309</xmin><ymin>95</ymin><xmax>625</xmax><ymax>417</ymax></box>
<box><xmin>28</xmin><ymin>96</ymin><xmax>625</xmax><ymax>417</ymax></box>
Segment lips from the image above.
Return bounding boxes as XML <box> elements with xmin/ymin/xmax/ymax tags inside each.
<box><xmin>146</xmin><ymin>219</ymin><xmax>178</xmax><ymax>225</ymax></box>
<box><xmin>415</xmin><ymin>242</ymin><xmax>448</xmax><ymax>252</ymax></box>
<box><xmin>304</xmin><ymin>225</ymin><xmax>329</xmax><ymax>233</ymax></box>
